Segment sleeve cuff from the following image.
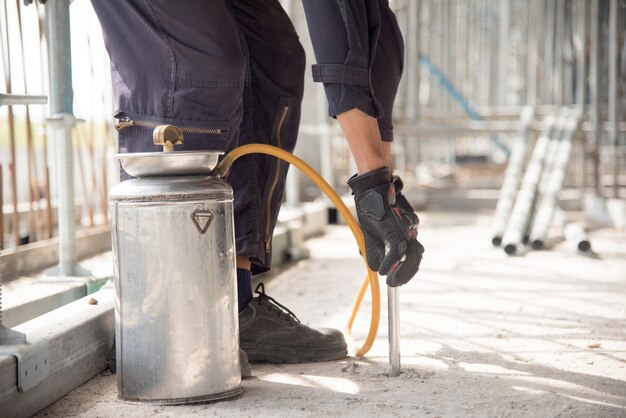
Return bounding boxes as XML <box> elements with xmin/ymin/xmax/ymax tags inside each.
<box><xmin>312</xmin><ymin>64</ymin><xmax>370</xmax><ymax>87</ymax></box>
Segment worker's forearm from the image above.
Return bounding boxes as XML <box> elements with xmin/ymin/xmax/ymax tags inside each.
<box><xmin>336</xmin><ymin>108</ymin><xmax>385</xmax><ymax>175</ymax></box>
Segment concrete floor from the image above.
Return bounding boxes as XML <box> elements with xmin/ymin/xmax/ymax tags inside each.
<box><xmin>36</xmin><ymin>210</ymin><xmax>626</xmax><ymax>417</ymax></box>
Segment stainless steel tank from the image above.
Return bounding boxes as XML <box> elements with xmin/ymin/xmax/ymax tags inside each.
<box><xmin>109</xmin><ymin>126</ymin><xmax>242</xmax><ymax>404</ymax></box>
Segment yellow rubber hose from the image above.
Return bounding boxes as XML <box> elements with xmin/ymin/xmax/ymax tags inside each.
<box><xmin>216</xmin><ymin>144</ymin><xmax>378</xmax><ymax>357</ymax></box>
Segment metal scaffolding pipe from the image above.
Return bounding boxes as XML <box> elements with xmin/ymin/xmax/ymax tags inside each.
<box><xmin>498</xmin><ymin>0</ymin><xmax>510</xmax><ymax>107</ymax></box>
<box><xmin>564</xmin><ymin>222</ymin><xmax>591</xmax><ymax>252</ymax></box>
<box><xmin>491</xmin><ymin>106</ymin><xmax>535</xmax><ymax>246</ymax></box>
<box><xmin>544</xmin><ymin>0</ymin><xmax>556</xmax><ymax>104</ymax></box>
<box><xmin>554</xmin><ymin>0</ymin><xmax>565</xmax><ymax>105</ymax></box>
<box><xmin>0</xmin><ymin>93</ymin><xmax>48</xmax><ymax>106</ymax></box>
<box><xmin>575</xmin><ymin>0</ymin><xmax>588</xmax><ymax>205</ymax></box>
<box><xmin>47</xmin><ymin>0</ymin><xmax>80</xmax><ymax>276</ymax></box>
<box><xmin>575</xmin><ymin>0</ymin><xmax>587</xmax><ymax>111</ymax></box>
<box><xmin>317</xmin><ymin>86</ymin><xmax>334</xmax><ymax>190</ymax></box>
<box><xmin>530</xmin><ymin>111</ymin><xmax>581</xmax><ymax>249</ymax></box>
<box><xmin>526</xmin><ymin>1</ymin><xmax>539</xmax><ymax>105</ymax></box>
<box><xmin>608</xmin><ymin>0</ymin><xmax>620</xmax><ymax>198</ymax></box>
<box><xmin>524</xmin><ymin>109</ymin><xmax>570</xmax><ymax>246</ymax></box>
<box><xmin>589</xmin><ymin>0</ymin><xmax>602</xmax><ymax>195</ymax></box>
<box><xmin>542</xmin><ymin>110</ymin><xmax>571</xmax><ymax>185</ymax></box>
<box><xmin>502</xmin><ymin>114</ymin><xmax>557</xmax><ymax>255</ymax></box>
<box><xmin>405</xmin><ymin>0</ymin><xmax>420</xmax><ymax>122</ymax></box>
<box><xmin>553</xmin><ymin>205</ymin><xmax>568</xmax><ymax>232</ymax></box>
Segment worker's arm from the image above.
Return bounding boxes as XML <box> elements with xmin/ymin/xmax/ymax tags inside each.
<box><xmin>302</xmin><ymin>0</ymin><xmax>383</xmax><ymax>120</ymax></box>
<box><xmin>303</xmin><ymin>0</ymin><xmax>423</xmax><ymax>286</ymax></box>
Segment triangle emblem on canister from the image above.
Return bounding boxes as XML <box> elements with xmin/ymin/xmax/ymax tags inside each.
<box><xmin>192</xmin><ymin>210</ymin><xmax>214</xmax><ymax>234</ymax></box>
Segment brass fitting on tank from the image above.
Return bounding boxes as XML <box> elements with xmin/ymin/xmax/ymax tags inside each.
<box><xmin>153</xmin><ymin>125</ymin><xmax>184</xmax><ymax>152</ymax></box>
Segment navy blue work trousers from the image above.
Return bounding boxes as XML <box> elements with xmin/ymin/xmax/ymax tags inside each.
<box><xmin>92</xmin><ymin>0</ymin><xmax>403</xmax><ymax>273</ymax></box>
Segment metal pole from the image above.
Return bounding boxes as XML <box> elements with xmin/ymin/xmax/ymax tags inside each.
<box><xmin>394</xmin><ymin>1</ymin><xmax>413</xmax><ymax>179</ymax></box>
<box><xmin>555</xmin><ymin>0</ymin><xmax>566</xmax><ymax>105</ymax></box>
<box><xmin>499</xmin><ymin>0</ymin><xmax>509</xmax><ymax>107</ymax></box>
<box><xmin>608</xmin><ymin>0</ymin><xmax>619</xmax><ymax>198</ymax></box>
<box><xmin>526</xmin><ymin>1</ymin><xmax>539</xmax><ymax>106</ymax></box>
<box><xmin>564</xmin><ymin>222</ymin><xmax>591</xmax><ymax>252</ymax></box>
<box><xmin>562</xmin><ymin>1</ymin><xmax>574</xmax><ymax>106</ymax></box>
<box><xmin>406</xmin><ymin>0</ymin><xmax>420</xmax><ymax>122</ymax></box>
<box><xmin>523</xmin><ymin>109</ymin><xmax>569</xmax><ymax>245</ymax></box>
<box><xmin>502</xmin><ymin>114</ymin><xmax>557</xmax><ymax>255</ymax></box>
<box><xmin>47</xmin><ymin>0</ymin><xmax>81</xmax><ymax>276</ymax></box>
<box><xmin>37</xmin><ymin>2</ymin><xmax>54</xmax><ymax>239</ymax></box>
<box><xmin>589</xmin><ymin>0</ymin><xmax>602</xmax><ymax>195</ymax></box>
<box><xmin>16</xmin><ymin>0</ymin><xmax>39</xmax><ymax>243</ymax></box>
<box><xmin>285</xmin><ymin>164</ymin><xmax>299</xmax><ymax>207</ymax></box>
<box><xmin>491</xmin><ymin>106</ymin><xmax>535</xmax><ymax>246</ymax></box>
<box><xmin>1</xmin><ymin>1</ymin><xmax>21</xmax><ymax>248</ymax></box>
<box><xmin>530</xmin><ymin>111</ymin><xmax>580</xmax><ymax>249</ymax></box>
<box><xmin>0</xmin><ymin>94</ymin><xmax>48</xmax><ymax>106</ymax></box>
<box><xmin>317</xmin><ymin>86</ymin><xmax>334</xmax><ymax>189</ymax></box>
<box><xmin>387</xmin><ymin>286</ymin><xmax>400</xmax><ymax>377</ymax></box>
<box><xmin>544</xmin><ymin>0</ymin><xmax>556</xmax><ymax>104</ymax></box>
<box><xmin>575</xmin><ymin>0</ymin><xmax>588</xmax><ymax>204</ymax></box>
<box><xmin>575</xmin><ymin>0</ymin><xmax>587</xmax><ymax>110</ymax></box>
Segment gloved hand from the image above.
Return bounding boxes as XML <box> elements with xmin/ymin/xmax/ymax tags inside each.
<box><xmin>348</xmin><ymin>168</ymin><xmax>424</xmax><ymax>286</ymax></box>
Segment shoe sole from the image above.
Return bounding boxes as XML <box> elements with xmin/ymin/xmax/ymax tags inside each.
<box><xmin>242</xmin><ymin>344</ymin><xmax>348</xmax><ymax>364</ymax></box>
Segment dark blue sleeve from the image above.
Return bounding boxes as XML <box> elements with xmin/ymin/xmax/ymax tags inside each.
<box><xmin>302</xmin><ymin>0</ymin><xmax>384</xmax><ymax>119</ymax></box>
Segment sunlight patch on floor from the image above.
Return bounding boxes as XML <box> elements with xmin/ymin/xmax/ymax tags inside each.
<box><xmin>258</xmin><ymin>373</ymin><xmax>360</xmax><ymax>395</ymax></box>
<box><xmin>458</xmin><ymin>362</ymin><xmax>531</xmax><ymax>375</ymax></box>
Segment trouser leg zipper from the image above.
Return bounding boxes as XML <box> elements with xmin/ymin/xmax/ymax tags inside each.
<box><xmin>264</xmin><ymin>102</ymin><xmax>290</xmax><ymax>253</ymax></box>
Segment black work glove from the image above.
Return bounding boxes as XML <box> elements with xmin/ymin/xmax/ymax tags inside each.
<box><xmin>348</xmin><ymin>168</ymin><xmax>424</xmax><ymax>287</ymax></box>
<box><xmin>387</xmin><ymin>175</ymin><xmax>425</xmax><ymax>286</ymax></box>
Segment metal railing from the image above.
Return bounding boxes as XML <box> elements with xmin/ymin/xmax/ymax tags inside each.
<box><xmin>1</xmin><ymin>0</ymin><xmax>116</xmax><ymax>257</ymax></box>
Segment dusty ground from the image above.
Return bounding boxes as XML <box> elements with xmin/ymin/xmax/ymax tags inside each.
<box><xmin>36</xmin><ymin>210</ymin><xmax>626</xmax><ymax>417</ymax></box>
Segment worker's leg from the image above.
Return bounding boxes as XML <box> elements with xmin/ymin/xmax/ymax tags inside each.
<box><xmin>226</xmin><ymin>0</ymin><xmax>347</xmax><ymax>363</ymax></box>
<box><xmin>223</xmin><ymin>0</ymin><xmax>303</xmax><ymax>275</ymax></box>
<box><xmin>90</xmin><ymin>0</ymin><xmax>245</xmax><ymax>179</ymax></box>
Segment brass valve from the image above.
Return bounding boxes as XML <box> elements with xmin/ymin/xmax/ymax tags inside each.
<box><xmin>153</xmin><ymin>125</ymin><xmax>184</xmax><ymax>152</ymax></box>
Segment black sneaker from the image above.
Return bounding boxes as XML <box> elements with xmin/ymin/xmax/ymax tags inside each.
<box><xmin>239</xmin><ymin>283</ymin><xmax>348</xmax><ymax>363</ymax></box>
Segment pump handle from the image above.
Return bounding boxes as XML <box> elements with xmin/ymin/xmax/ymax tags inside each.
<box><xmin>153</xmin><ymin>125</ymin><xmax>184</xmax><ymax>152</ymax></box>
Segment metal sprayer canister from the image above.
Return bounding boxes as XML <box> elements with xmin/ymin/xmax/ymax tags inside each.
<box><xmin>109</xmin><ymin>126</ymin><xmax>242</xmax><ymax>404</ymax></box>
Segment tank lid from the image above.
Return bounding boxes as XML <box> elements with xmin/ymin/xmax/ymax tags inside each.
<box><xmin>115</xmin><ymin>151</ymin><xmax>222</xmax><ymax>177</ymax></box>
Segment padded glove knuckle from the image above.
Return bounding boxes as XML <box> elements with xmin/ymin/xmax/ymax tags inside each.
<box><xmin>356</xmin><ymin>190</ymin><xmax>385</xmax><ymax>220</ymax></box>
